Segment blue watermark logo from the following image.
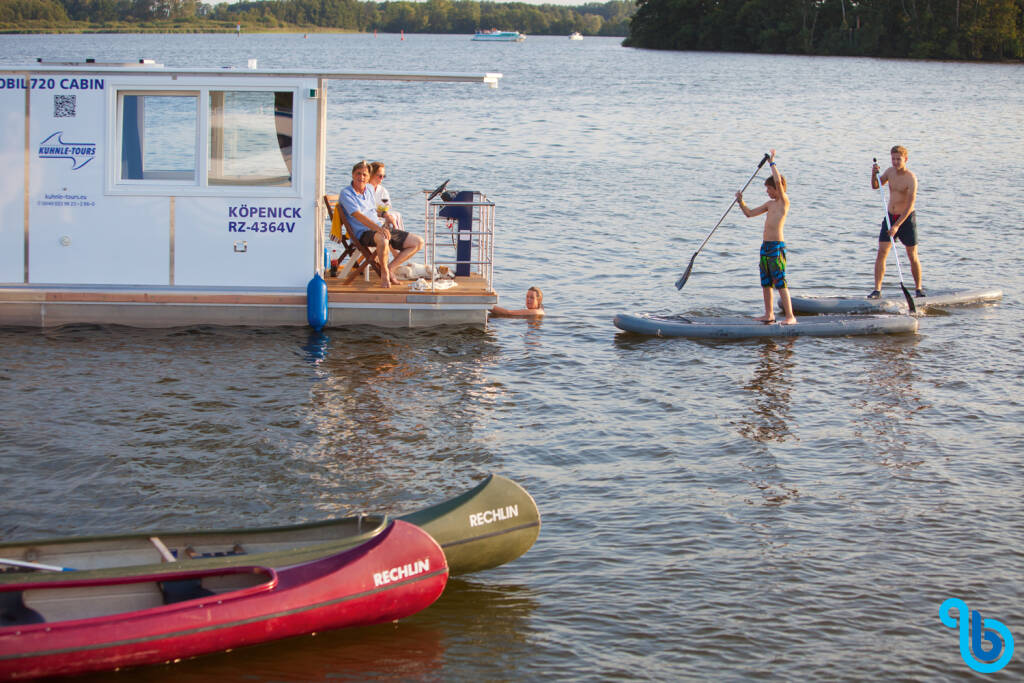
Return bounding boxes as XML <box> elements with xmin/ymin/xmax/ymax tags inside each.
<box><xmin>940</xmin><ymin>598</ymin><xmax>1014</xmax><ymax>673</ymax></box>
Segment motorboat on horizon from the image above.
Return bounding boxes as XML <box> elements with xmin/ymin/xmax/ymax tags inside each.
<box><xmin>472</xmin><ymin>30</ymin><xmax>525</xmax><ymax>42</ymax></box>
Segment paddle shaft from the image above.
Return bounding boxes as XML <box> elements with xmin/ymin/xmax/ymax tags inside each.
<box><xmin>873</xmin><ymin>158</ymin><xmax>916</xmax><ymax>313</ymax></box>
<box><xmin>696</xmin><ymin>154</ymin><xmax>771</xmax><ymax>256</ymax></box>
<box><xmin>0</xmin><ymin>557</ymin><xmax>73</xmax><ymax>572</ymax></box>
<box><xmin>677</xmin><ymin>154</ymin><xmax>770</xmax><ymax>289</ymax></box>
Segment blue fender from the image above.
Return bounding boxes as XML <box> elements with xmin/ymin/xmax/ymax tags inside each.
<box><xmin>306</xmin><ymin>272</ymin><xmax>328</xmax><ymax>330</ymax></box>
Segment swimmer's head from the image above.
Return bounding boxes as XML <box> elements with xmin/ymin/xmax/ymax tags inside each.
<box><xmin>526</xmin><ymin>287</ymin><xmax>543</xmax><ymax>310</ymax></box>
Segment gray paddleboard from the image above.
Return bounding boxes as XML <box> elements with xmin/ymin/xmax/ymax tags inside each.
<box><xmin>613</xmin><ymin>313</ymin><xmax>918</xmax><ymax>339</ymax></box>
<box><xmin>788</xmin><ymin>288</ymin><xmax>1002</xmax><ymax>314</ymax></box>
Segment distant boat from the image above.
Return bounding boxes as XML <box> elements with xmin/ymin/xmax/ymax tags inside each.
<box><xmin>472</xmin><ymin>30</ymin><xmax>525</xmax><ymax>42</ymax></box>
<box><xmin>569</xmin><ymin>32</ymin><xmax>583</xmax><ymax>40</ymax></box>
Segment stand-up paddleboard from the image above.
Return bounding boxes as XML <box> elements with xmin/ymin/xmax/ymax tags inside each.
<box><xmin>613</xmin><ymin>313</ymin><xmax>917</xmax><ymax>339</ymax></box>
<box><xmin>787</xmin><ymin>288</ymin><xmax>1002</xmax><ymax>315</ymax></box>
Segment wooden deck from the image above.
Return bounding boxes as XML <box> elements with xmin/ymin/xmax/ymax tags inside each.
<box><xmin>326</xmin><ymin>272</ymin><xmax>493</xmax><ymax>300</ymax></box>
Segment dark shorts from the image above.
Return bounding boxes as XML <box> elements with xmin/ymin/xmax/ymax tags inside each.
<box><xmin>359</xmin><ymin>228</ymin><xmax>411</xmax><ymax>251</ymax></box>
<box><xmin>879</xmin><ymin>211</ymin><xmax>917</xmax><ymax>246</ymax></box>
<box><xmin>759</xmin><ymin>241</ymin><xmax>787</xmax><ymax>289</ymax></box>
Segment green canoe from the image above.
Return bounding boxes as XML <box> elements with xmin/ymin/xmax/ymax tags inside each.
<box><xmin>0</xmin><ymin>474</ymin><xmax>540</xmax><ymax>583</ymax></box>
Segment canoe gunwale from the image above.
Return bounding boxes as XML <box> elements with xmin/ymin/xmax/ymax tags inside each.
<box><xmin>0</xmin><ymin>473</ymin><xmax>541</xmax><ymax>582</ymax></box>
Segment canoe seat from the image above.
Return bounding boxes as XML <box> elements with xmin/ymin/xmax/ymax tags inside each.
<box><xmin>0</xmin><ymin>591</ymin><xmax>45</xmax><ymax>626</ymax></box>
<box><xmin>183</xmin><ymin>543</ymin><xmax>246</xmax><ymax>560</ymax></box>
<box><xmin>160</xmin><ymin>579</ymin><xmax>215</xmax><ymax>605</ymax></box>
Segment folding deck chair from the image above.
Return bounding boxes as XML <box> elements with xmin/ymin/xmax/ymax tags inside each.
<box><xmin>324</xmin><ymin>194</ymin><xmax>386</xmax><ymax>285</ymax></box>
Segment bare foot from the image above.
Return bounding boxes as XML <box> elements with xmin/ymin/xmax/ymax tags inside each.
<box><xmin>754</xmin><ymin>314</ymin><xmax>775</xmax><ymax>323</ymax></box>
<box><xmin>389</xmin><ymin>275</ymin><xmax>402</xmax><ymax>285</ymax></box>
<box><xmin>780</xmin><ymin>316</ymin><xmax>798</xmax><ymax>325</ymax></box>
<box><xmin>380</xmin><ymin>275</ymin><xmax>391</xmax><ymax>289</ymax></box>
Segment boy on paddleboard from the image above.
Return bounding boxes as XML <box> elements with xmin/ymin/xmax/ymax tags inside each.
<box><xmin>736</xmin><ymin>149</ymin><xmax>797</xmax><ymax>325</ymax></box>
<box><xmin>869</xmin><ymin>145</ymin><xmax>924</xmax><ymax>299</ymax></box>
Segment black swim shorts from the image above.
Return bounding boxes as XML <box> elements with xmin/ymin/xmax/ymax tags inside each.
<box><xmin>878</xmin><ymin>211</ymin><xmax>917</xmax><ymax>246</ymax></box>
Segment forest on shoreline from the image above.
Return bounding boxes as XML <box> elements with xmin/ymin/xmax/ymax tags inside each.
<box><xmin>0</xmin><ymin>0</ymin><xmax>635</xmax><ymax>37</ymax></box>
<box><xmin>4</xmin><ymin>0</ymin><xmax>1020</xmax><ymax>61</ymax></box>
<box><xmin>625</xmin><ymin>0</ymin><xmax>1024</xmax><ymax>61</ymax></box>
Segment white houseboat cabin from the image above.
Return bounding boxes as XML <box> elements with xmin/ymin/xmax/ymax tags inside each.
<box><xmin>0</xmin><ymin>60</ymin><xmax>502</xmax><ymax>329</ymax></box>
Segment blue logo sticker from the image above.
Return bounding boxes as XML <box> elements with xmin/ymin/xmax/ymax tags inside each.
<box><xmin>941</xmin><ymin>598</ymin><xmax>1014</xmax><ymax>673</ymax></box>
<box><xmin>37</xmin><ymin>131</ymin><xmax>96</xmax><ymax>170</ymax></box>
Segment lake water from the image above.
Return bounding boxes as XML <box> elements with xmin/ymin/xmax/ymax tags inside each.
<box><xmin>1</xmin><ymin>33</ymin><xmax>1023</xmax><ymax>681</ymax></box>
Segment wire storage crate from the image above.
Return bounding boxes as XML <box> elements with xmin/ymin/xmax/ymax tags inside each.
<box><xmin>422</xmin><ymin>189</ymin><xmax>494</xmax><ymax>292</ymax></box>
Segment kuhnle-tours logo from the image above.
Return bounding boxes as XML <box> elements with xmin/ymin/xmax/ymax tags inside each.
<box><xmin>940</xmin><ymin>598</ymin><xmax>1014</xmax><ymax>673</ymax></box>
<box><xmin>37</xmin><ymin>131</ymin><xmax>96</xmax><ymax>170</ymax></box>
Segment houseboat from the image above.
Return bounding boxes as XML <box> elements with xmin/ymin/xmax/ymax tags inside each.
<box><xmin>0</xmin><ymin>60</ymin><xmax>502</xmax><ymax>329</ymax></box>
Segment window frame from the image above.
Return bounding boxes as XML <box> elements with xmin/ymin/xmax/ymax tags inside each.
<box><xmin>106</xmin><ymin>84</ymin><xmax>301</xmax><ymax>198</ymax></box>
<box><xmin>113</xmin><ymin>89</ymin><xmax>200</xmax><ymax>188</ymax></box>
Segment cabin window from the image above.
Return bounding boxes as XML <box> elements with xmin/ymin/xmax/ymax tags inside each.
<box><xmin>119</xmin><ymin>93</ymin><xmax>198</xmax><ymax>182</ymax></box>
<box><xmin>208</xmin><ymin>91</ymin><xmax>293</xmax><ymax>187</ymax></box>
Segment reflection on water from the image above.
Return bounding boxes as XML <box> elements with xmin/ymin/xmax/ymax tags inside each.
<box><xmin>735</xmin><ymin>339</ymin><xmax>796</xmax><ymax>444</ymax></box>
<box><xmin>64</xmin><ymin>577</ymin><xmax>539</xmax><ymax>683</ymax></box>
<box><xmin>295</xmin><ymin>328</ymin><xmax>508</xmax><ymax>515</ymax></box>
<box><xmin>731</xmin><ymin>340</ymin><xmax>801</xmax><ymax>507</ymax></box>
<box><xmin>301</xmin><ymin>329</ymin><xmax>330</xmax><ymax>364</ymax></box>
<box><xmin>67</xmin><ymin>613</ymin><xmax>446</xmax><ymax>683</ymax></box>
<box><xmin>851</xmin><ymin>335</ymin><xmax>926</xmax><ymax>468</ymax></box>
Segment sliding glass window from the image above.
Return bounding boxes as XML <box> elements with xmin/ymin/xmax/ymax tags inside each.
<box><xmin>209</xmin><ymin>91</ymin><xmax>293</xmax><ymax>187</ymax></box>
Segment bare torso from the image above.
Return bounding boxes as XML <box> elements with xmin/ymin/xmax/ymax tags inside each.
<box><xmin>761</xmin><ymin>197</ymin><xmax>788</xmax><ymax>242</ymax></box>
<box><xmin>882</xmin><ymin>167</ymin><xmax>917</xmax><ymax>216</ymax></box>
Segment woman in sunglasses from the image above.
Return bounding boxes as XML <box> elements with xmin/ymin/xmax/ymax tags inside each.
<box><xmin>368</xmin><ymin>161</ymin><xmax>404</xmax><ymax>233</ymax></box>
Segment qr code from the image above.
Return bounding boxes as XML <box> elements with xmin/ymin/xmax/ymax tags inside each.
<box><xmin>54</xmin><ymin>94</ymin><xmax>76</xmax><ymax>118</ymax></box>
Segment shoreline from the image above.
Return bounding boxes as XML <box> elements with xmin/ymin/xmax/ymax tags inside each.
<box><xmin>0</xmin><ymin>26</ymin><xmax>362</xmax><ymax>35</ymax></box>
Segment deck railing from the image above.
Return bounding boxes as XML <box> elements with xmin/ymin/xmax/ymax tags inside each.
<box><xmin>422</xmin><ymin>191</ymin><xmax>495</xmax><ymax>293</ymax></box>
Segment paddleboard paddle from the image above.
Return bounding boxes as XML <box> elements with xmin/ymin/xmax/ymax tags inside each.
<box><xmin>676</xmin><ymin>153</ymin><xmax>771</xmax><ymax>290</ymax></box>
<box><xmin>873</xmin><ymin>158</ymin><xmax>917</xmax><ymax>314</ymax></box>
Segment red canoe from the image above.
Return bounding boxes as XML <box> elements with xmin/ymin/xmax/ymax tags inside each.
<box><xmin>0</xmin><ymin>520</ymin><xmax>447</xmax><ymax>680</ymax></box>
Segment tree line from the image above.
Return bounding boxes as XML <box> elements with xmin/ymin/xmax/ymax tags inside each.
<box><xmin>624</xmin><ymin>0</ymin><xmax>1024</xmax><ymax>60</ymax></box>
<box><xmin>1</xmin><ymin>0</ymin><xmax>636</xmax><ymax>37</ymax></box>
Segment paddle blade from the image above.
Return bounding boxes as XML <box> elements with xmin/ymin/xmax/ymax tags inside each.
<box><xmin>676</xmin><ymin>255</ymin><xmax>697</xmax><ymax>290</ymax></box>
<box><xmin>901</xmin><ymin>282</ymin><xmax>917</xmax><ymax>313</ymax></box>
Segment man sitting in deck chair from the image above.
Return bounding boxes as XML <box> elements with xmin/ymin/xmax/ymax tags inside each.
<box><xmin>338</xmin><ymin>160</ymin><xmax>423</xmax><ymax>288</ymax></box>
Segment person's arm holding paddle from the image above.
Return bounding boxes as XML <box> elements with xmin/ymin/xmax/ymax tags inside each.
<box><xmin>735</xmin><ymin>192</ymin><xmax>768</xmax><ymax>217</ymax></box>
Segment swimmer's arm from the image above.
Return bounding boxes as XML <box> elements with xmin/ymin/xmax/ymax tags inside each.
<box><xmin>490</xmin><ymin>306</ymin><xmax>544</xmax><ymax>318</ymax></box>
